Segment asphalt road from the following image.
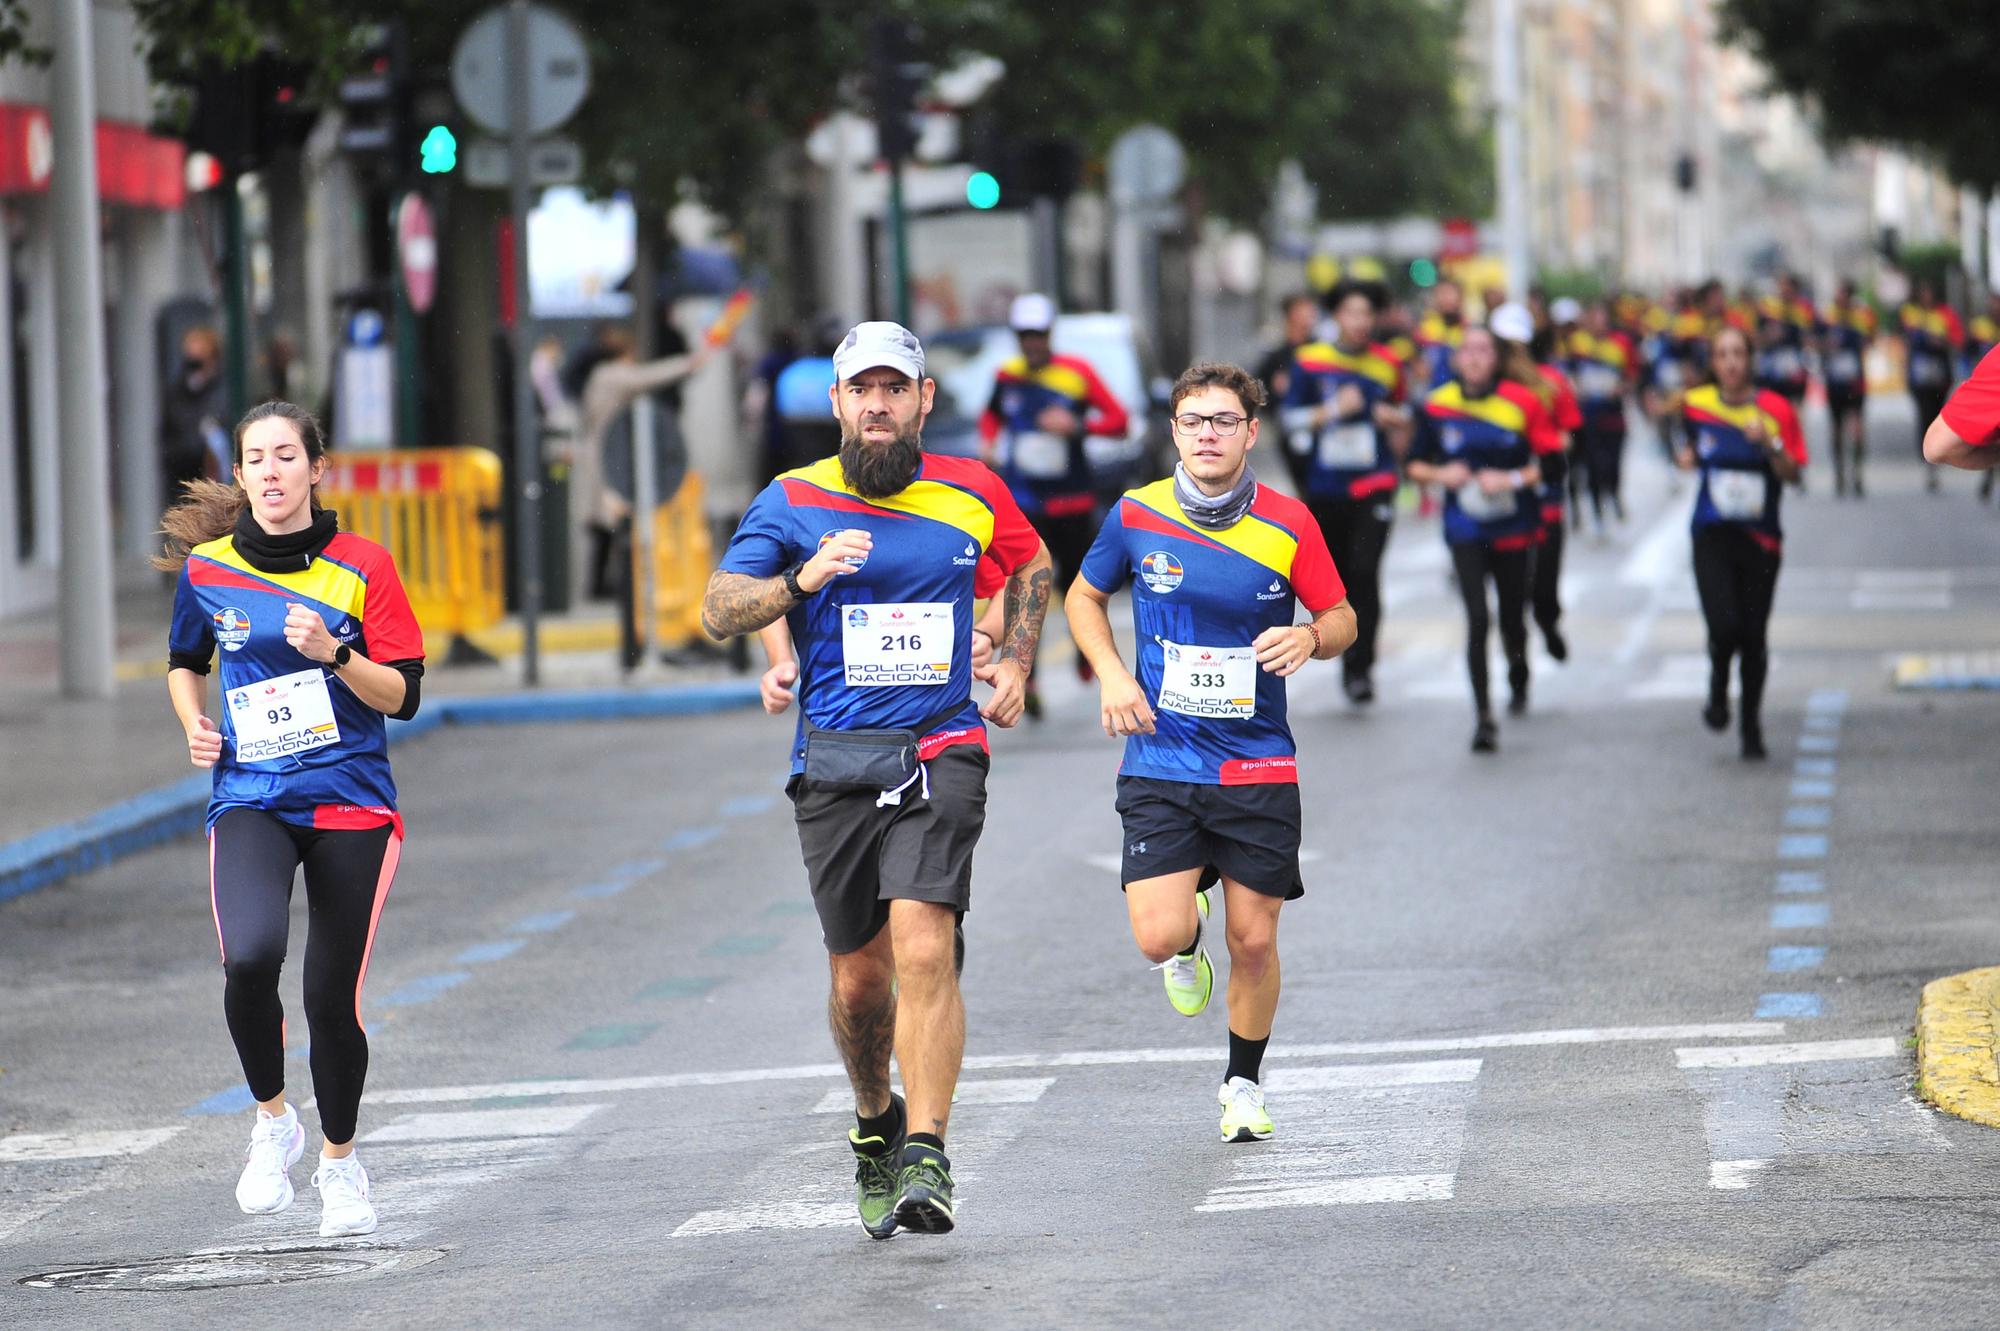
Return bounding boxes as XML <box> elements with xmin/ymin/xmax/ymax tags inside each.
<box><xmin>7</xmin><ymin>404</ymin><xmax>2000</xmax><ymax>1329</ymax></box>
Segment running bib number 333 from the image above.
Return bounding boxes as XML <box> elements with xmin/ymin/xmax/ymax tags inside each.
<box><xmin>842</xmin><ymin>602</ymin><xmax>954</xmax><ymax>687</ymax></box>
<box><xmin>229</xmin><ymin>666</ymin><xmax>341</xmax><ymax>762</ymax></box>
<box><xmin>1157</xmin><ymin>639</ymin><xmax>1255</xmax><ymax>719</ymax></box>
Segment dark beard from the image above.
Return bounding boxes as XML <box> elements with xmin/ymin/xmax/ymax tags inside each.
<box><xmin>839</xmin><ymin>427</ymin><xmax>924</xmax><ymax>498</ymax></box>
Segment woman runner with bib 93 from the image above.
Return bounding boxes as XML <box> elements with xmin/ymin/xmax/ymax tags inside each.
<box><xmin>158</xmin><ymin>401</ymin><xmax>425</xmax><ymax>1236</ymax></box>
<box><xmin>1673</xmin><ymin>325</ymin><xmax>1804</xmax><ymax>760</ymax></box>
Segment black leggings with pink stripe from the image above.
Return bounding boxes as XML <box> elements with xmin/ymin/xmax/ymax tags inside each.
<box><xmin>211</xmin><ymin>808</ymin><xmax>401</xmax><ymax>1145</ymax></box>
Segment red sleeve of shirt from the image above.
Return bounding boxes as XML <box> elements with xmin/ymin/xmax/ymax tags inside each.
<box><xmin>356</xmin><ymin>543</ymin><xmax>425</xmax><ymax>662</ymax></box>
<box><xmin>1761</xmin><ymin>392</ymin><xmax>1808</xmax><ymax>465</ymax></box>
<box><xmin>1942</xmin><ymin>344</ymin><xmax>2000</xmax><ymax>446</ymax></box>
<box><xmin>1541</xmin><ymin>366</ymin><xmax>1584</xmax><ymax>430</ymax></box>
<box><xmin>977</xmin><ymin>378</ymin><xmax>1003</xmax><ymax>446</ymax></box>
<box><xmin>1942</xmin><ymin>307</ymin><xmax>1967</xmax><ymax>349</ymax></box>
<box><xmin>973</xmin><ymin>555</ymin><xmax>1004</xmax><ymax>599</ymax></box>
<box><xmin>1065</xmin><ymin>357</ymin><xmax>1130</xmax><ymax>439</ymax></box>
<box><xmin>1508</xmin><ymin>382</ymin><xmax>1565</xmax><ymax>455</ymax></box>
<box><xmin>1371</xmin><ymin>344</ymin><xmax>1408</xmax><ymax>403</ymax></box>
<box><xmin>1287</xmin><ymin>499</ymin><xmax>1347</xmax><ymax>614</ymax></box>
<box><xmin>950</xmin><ymin>459</ymin><xmax>1041</xmax><ymax>574</ymax></box>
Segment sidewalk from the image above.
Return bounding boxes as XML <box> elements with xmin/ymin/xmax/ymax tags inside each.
<box><xmin>0</xmin><ymin>586</ymin><xmax>754</xmax><ymax>860</ymax></box>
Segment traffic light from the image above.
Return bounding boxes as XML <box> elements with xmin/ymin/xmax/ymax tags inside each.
<box><xmin>182</xmin><ymin>55</ymin><xmax>316</xmax><ymax>175</ymax></box>
<box><xmin>419</xmin><ymin>124</ymin><xmax>458</xmax><ymax>174</ymax></box>
<box><xmin>966</xmin><ymin>170</ymin><xmax>1000</xmax><ymax>209</ymax></box>
<box><xmin>869</xmin><ymin>19</ymin><xmax>927</xmax><ymax>163</ymax></box>
<box><xmin>337</xmin><ymin>21</ymin><xmax>411</xmax><ymax>174</ymax></box>
<box><xmin>1409</xmin><ymin>258</ymin><xmax>1439</xmax><ymax>288</ymax></box>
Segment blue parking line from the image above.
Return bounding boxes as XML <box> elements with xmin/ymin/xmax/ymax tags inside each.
<box><xmin>456</xmin><ymin>939</ymin><xmax>527</xmax><ymax>964</ymax></box>
<box><xmin>1790</xmin><ymin>779</ymin><xmax>1836</xmax><ymax>800</ymax></box>
<box><xmin>378</xmin><ymin>972</ymin><xmax>473</xmax><ymax>1007</ymax></box>
<box><xmin>1797</xmin><ymin>735</ymin><xmax>1839</xmax><ymax>754</ymax></box>
<box><xmin>1767</xmin><ymin>945</ymin><xmax>1826</xmax><ymax>972</ymax></box>
<box><xmin>1778</xmin><ymin>835</ymin><xmax>1827</xmax><ymax>859</ymax></box>
<box><xmin>511</xmin><ymin>910</ymin><xmax>576</xmax><ymax>934</ymax></box>
<box><xmin>1794</xmin><ymin>758</ymin><xmax>1836</xmax><ymax>779</ymax></box>
<box><xmin>721</xmin><ymin>796</ymin><xmax>775</xmax><ymax>818</ymax></box>
<box><xmin>664</xmin><ymin>826</ymin><xmax>722</xmax><ymax>852</ymax></box>
<box><xmin>1775</xmin><ymin>871</ymin><xmax>1824</xmax><ymax>894</ymax></box>
<box><xmin>186</xmin><ymin>1085</ymin><xmax>257</xmax><ymax>1117</ymax></box>
<box><xmin>1755</xmin><ymin>992</ymin><xmax>1823</xmax><ymax>1019</ymax></box>
<box><xmin>1784</xmin><ymin>805</ymin><xmax>1832</xmax><ymax>828</ymax></box>
<box><xmin>1771</xmin><ymin>902</ymin><xmax>1830</xmax><ymax>929</ymax></box>
<box><xmin>1805</xmin><ymin>690</ymin><xmax>1849</xmax><ymax>713</ymax></box>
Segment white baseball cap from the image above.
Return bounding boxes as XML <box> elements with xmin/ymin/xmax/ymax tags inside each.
<box><xmin>832</xmin><ymin>321</ymin><xmax>926</xmax><ymax>382</ymax></box>
<box><xmin>1550</xmin><ymin>296</ymin><xmax>1582</xmax><ymax>324</ymax></box>
<box><xmin>1489</xmin><ymin>301</ymin><xmax>1535</xmax><ymax>344</ymax></box>
<box><xmin>1008</xmin><ymin>292</ymin><xmax>1056</xmax><ymax>332</ymax></box>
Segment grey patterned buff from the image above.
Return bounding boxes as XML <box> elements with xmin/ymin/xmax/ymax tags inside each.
<box><xmin>1172</xmin><ymin>461</ymin><xmax>1258</xmax><ymax>529</ymax></box>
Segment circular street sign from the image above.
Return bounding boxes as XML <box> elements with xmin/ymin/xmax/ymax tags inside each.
<box><xmin>451</xmin><ymin>4</ymin><xmax>591</xmax><ymax>138</ymax></box>
<box><xmin>396</xmin><ymin>193</ymin><xmax>438</xmax><ymax>315</ymax></box>
<box><xmin>1107</xmin><ymin>124</ymin><xmax>1185</xmax><ymax>208</ymax></box>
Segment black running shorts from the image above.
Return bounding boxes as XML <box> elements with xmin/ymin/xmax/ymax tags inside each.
<box><xmin>1114</xmin><ymin>775</ymin><xmax>1304</xmax><ymax>900</ymax></box>
<box><xmin>787</xmin><ymin>746</ymin><xmax>989</xmax><ymax>954</ymax></box>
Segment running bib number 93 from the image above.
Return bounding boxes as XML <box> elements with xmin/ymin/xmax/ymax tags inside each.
<box><xmin>841</xmin><ymin>602</ymin><xmax>954</xmax><ymax>687</ymax></box>
<box><xmin>1156</xmin><ymin>639</ymin><xmax>1255</xmax><ymax>719</ymax></box>
<box><xmin>228</xmin><ymin>666</ymin><xmax>340</xmax><ymax>763</ymax></box>
<box><xmin>1707</xmin><ymin>468</ymin><xmax>1767</xmax><ymax>520</ymax></box>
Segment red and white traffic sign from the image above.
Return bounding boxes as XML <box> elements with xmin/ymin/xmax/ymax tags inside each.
<box><xmin>396</xmin><ymin>193</ymin><xmax>437</xmax><ymax>315</ymax></box>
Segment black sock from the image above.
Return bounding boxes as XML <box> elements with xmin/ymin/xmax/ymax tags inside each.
<box><xmin>906</xmin><ymin>1131</ymin><xmax>946</xmax><ymax>1158</ymax></box>
<box><xmin>1226</xmin><ymin>1030</ymin><xmax>1270</xmax><ymax>1085</ymax></box>
<box><xmin>1176</xmin><ymin>917</ymin><xmax>1202</xmax><ymax>959</ymax></box>
<box><xmin>856</xmin><ymin>1095</ymin><xmax>903</xmax><ymax>1150</ymax></box>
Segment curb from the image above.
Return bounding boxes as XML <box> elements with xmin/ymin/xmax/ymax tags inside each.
<box><xmin>0</xmin><ymin>681</ymin><xmax>762</xmax><ymax>905</ymax></box>
<box><xmin>1915</xmin><ymin>967</ymin><xmax>2000</xmax><ymax>1128</ymax></box>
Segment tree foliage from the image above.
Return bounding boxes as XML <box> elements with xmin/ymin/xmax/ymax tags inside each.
<box><xmin>1717</xmin><ymin>0</ymin><xmax>2000</xmax><ymax>190</ymax></box>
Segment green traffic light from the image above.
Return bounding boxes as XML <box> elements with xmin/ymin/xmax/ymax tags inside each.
<box><xmin>420</xmin><ymin>124</ymin><xmax>457</xmax><ymax>174</ymax></box>
<box><xmin>966</xmin><ymin>171</ymin><xmax>1000</xmax><ymax>210</ymax></box>
<box><xmin>1409</xmin><ymin>257</ymin><xmax>1439</xmax><ymax>288</ymax></box>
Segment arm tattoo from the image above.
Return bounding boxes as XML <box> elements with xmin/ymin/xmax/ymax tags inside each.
<box><xmin>1001</xmin><ymin>564</ymin><xmax>1053</xmax><ymax>672</ymax></box>
<box><xmin>701</xmin><ymin>570</ymin><xmax>796</xmax><ymax>640</ymax></box>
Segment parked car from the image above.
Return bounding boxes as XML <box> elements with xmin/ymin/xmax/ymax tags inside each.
<box><xmin>922</xmin><ymin>313</ymin><xmax>1174</xmax><ymax>493</ymax></box>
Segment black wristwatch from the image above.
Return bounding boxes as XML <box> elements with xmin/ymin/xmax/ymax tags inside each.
<box><xmin>332</xmin><ymin>643</ymin><xmax>353</xmax><ymax>669</ymax></box>
<box><xmin>782</xmin><ymin>561</ymin><xmax>810</xmax><ymax>602</ymax></box>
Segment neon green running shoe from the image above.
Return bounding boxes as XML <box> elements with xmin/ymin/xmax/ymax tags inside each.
<box><xmin>892</xmin><ymin>1142</ymin><xmax>955</xmax><ymax>1235</ymax></box>
<box><xmin>848</xmin><ymin>1095</ymin><xmax>905</xmax><ymax>1240</ymax></box>
<box><xmin>1219</xmin><ymin>1075</ymin><xmax>1274</xmax><ymax>1142</ymax></box>
<box><xmin>1154</xmin><ymin>889</ymin><xmax>1212</xmax><ymax>1018</ymax></box>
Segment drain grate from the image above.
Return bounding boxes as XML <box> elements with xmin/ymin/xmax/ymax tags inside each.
<box><xmin>19</xmin><ymin>1244</ymin><xmax>446</xmax><ymax>1291</ymax></box>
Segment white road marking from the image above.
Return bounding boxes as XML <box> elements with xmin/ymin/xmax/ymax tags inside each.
<box><xmin>810</xmin><ymin>1078</ymin><xmax>1054</xmax><ymax>1114</ymax></box>
<box><xmin>360</xmin><ymin>1104</ymin><xmax>604</xmax><ymax>1143</ymax></box>
<box><xmin>1675</xmin><ymin>1038</ymin><xmax>1896</xmax><ymax>1069</ymax></box>
<box><xmin>1709</xmin><ymin>1159</ymin><xmax>1770</xmax><ymax>1190</ymax></box>
<box><xmin>1196</xmin><ymin>1060</ymin><xmax>1483</xmax><ymax>1213</ymax></box>
<box><xmin>0</xmin><ymin>1126</ymin><xmax>184</xmax><ymax>1162</ymax></box>
<box><xmin>361</xmin><ymin>1023</ymin><xmax>1786</xmax><ymax>1106</ymax></box>
<box><xmin>1851</xmin><ymin>589</ymin><xmax>1951</xmax><ymax>612</ymax></box>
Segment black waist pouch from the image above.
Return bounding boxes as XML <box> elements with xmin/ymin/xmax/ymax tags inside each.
<box><xmin>801</xmin><ymin>702</ymin><xmax>964</xmax><ymax>794</ymax></box>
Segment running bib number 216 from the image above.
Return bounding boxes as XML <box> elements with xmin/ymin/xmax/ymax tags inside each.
<box><xmin>841</xmin><ymin>602</ymin><xmax>954</xmax><ymax>687</ymax></box>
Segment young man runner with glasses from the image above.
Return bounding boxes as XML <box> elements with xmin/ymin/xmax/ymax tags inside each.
<box><xmin>1066</xmin><ymin>363</ymin><xmax>1354</xmax><ymax>1143</ymax></box>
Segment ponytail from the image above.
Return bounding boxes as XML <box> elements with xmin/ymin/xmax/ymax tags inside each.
<box><xmin>153</xmin><ymin>400</ymin><xmax>328</xmax><ymax>572</ymax></box>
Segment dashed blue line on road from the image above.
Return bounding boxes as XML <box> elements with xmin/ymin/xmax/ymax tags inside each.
<box><xmin>378</xmin><ymin>972</ymin><xmax>473</xmax><ymax>1007</ymax></box>
<box><xmin>1784</xmin><ymin>806</ymin><xmax>1832</xmax><ymax>828</ymax></box>
<box><xmin>1805</xmin><ymin>689</ymin><xmax>1849</xmax><ymax>713</ymax></box>
<box><xmin>1797</xmin><ymin>735</ymin><xmax>1840</xmax><ymax>754</ymax></box>
<box><xmin>1768</xmin><ymin>945</ymin><xmax>1826</xmax><ymax>972</ymax></box>
<box><xmin>1794</xmin><ymin>758</ymin><xmax>1837</xmax><ymax>779</ymax></box>
<box><xmin>1802</xmin><ymin>713</ymin><xmax>1843</xmax><ymax>733</ymax></box>
<box><xmin>564</xmin><ymin>1022</ymin><xmax>662</xmax><ymax>1051</ymax></box>
<box><xmin>569</xmin><ymin>880</ymin><xmax>631</xmax><ymax>900</ymax></box>
<box><xmin>511</xmin><ymin>910</ymin><xmax>576</xmax><ymax>934</ymax></box>
<box><xmin>636</xmin><ymin>976</ymin><xmax>725</xmax><ymax>1000</ymax></box>
<box><xmin>1772</xmin><ymin>902</ymin><xmax>1830</xmax><ymax>929</ymax></box>
<box><xmin>1790</xmin><ymin>779</ymin><xmax>1836</xmax><ymax>800</ymax></box>
<box><xmin>721</xmin><ymin>796</ymin><xmax>775</xmax><ymax>818</ymax></box>
<box><xmin>186</xmin><ymin>1085</ymin><xmax>257</xmax><ymax>1117</ymax></box>
<box><xmin>456</xmin><ymin>939</ymin><xmax>527</xmax><ymax>964</ymax></box>
<box><xmin>703</xmin><ymin>934</ymin><xmax>781</xmax><ymax>957</ymax></box>
<box><xmin>1755</xmin><ymin>993</ymin><xmax>1823</xmax><ymax>1019</ymax></box>
<box><xmin>664</xmin><ymin>826</ymin><xmax>722</xmax><ymax>852</ymax></box>
<box><xmin>1776</xmin><ymin>871</ymin><xmax>1824</xmax><ymax>894</ymax></box>
<box><xmin>1778</xmin><ymin>835</ymin><xmax>1828</xmax><ymax>859</ymax></box>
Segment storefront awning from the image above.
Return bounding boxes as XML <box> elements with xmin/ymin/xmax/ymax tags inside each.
<box><xmin>0</xmin><ymin>103</ymin><xmax>185</xmax><ymax>211</ymax></box>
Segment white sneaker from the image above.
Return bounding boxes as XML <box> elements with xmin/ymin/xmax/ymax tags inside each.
<box><xmin>311</xmin><ymin>1154</ymin><xmax>378</xmax><ymax>1237</ymax></box>
<box><xmin>1218</xmin><ymin>1076</ymin><xmax>1275</xmax><ymax>1143</ymax></box>
<box><xmin>235</xmin><ymin>1106</ymin><xmax>305</xmax><ymax>1214</ymax></box>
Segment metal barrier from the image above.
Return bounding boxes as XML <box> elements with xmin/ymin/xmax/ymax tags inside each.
<box><xmin>317</xmin><ymin>447</ymin><xmax>506</xmax><ymax>641</ymax></box>
<box><xmin>641</xmin><ymin>471</ymin><xmax>715</xmax><ymax>650</ymax></box>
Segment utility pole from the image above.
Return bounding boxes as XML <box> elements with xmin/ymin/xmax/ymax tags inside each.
<box><xmin>51</xmin><ymin>0</ymin><xmax>115</xmax><ymax>699</ymax></box>
<box><xmin>506</xmin><ymin>0</ymin><xmax>542</xmax><ymax>685</ymax></box>
<box><xmin>1493</xmin><ymin>0</ymin><xmax>1531</xmax><ymax>298</ymax></box>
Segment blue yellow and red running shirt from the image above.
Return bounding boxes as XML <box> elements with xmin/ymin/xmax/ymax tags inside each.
<box><xmin>1564</xmin><ymin>329</ymin><xmax>1634</xmax><ymax>425</ymax></box>
<box><xmin>978</xmin><ymin>354</ymin><xmax>1129</xmax><ymax>519</ymax></box>
<box><xmin>1277</xmin><ymin>340</ymin><xmax>1407</xmax><ymax>502</ymax></box>
<box><xmin>1410</xmin><ymin>379</ymin><xmax>1561</xmax><ymax>548</ymax></box>
<box><xmin>1821</xmin><ymin>301</ymin><xmax>1876</xmax><ymax>398</ymax></box>
<box><xmin>1078</xmin><ymin>480</ymin><xmax>1345</xmax><ymax>786</ymax></box>
<box><xmin>1901</xmin><ymin>302</ymin><xmax>1966</xmax><ymax>395</ymax></box>
<box><xmin>719</xmin><ymin>453</ymin><xmax>1042</xmax><ymax>772</ymax></box>
<box><xmin>1681</xmin><ymin>384</ymin><xmax>1808</xmax><ymax>551</ymax></box>
<box><xmin>168</xmin><ymin>528</ymin><xmax>424</xmax><ymax>832</ymax></box>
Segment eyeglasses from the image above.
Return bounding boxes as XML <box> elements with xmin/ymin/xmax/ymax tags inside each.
<box><xmin>1171</xmin><ymin>412</ymin><xmax>1247</xmax><ymax>437</ymax></box>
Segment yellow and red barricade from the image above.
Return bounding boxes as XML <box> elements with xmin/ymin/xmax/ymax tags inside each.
<box><xmin>317</xmin><ymin>448</ymin><xmax>506</xmax><ymax>643</ymax></box>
